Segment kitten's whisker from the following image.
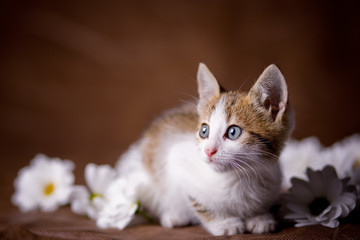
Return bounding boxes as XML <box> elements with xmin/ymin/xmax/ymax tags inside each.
<box><xmin>219</xmin><ymin>152</ymin><xmax>270</xmax><ymax>185</ymax></box>
<box><xmin>179</xmin><ymin>99</ymin><xmax>197</xmax><ymax>107</ymax></box>
<box><xmin>234</xmin><ymin>163</ymin><xmax>252</xmax><ymax>186</ymax></box>
<box><xmin>177</xmin><ymin>92</ymin><xmax>199</xmax><ymax>102</ymax></box>
<box><xmin>218</xmin><ymin>154</ymin><xmax>251</xmax><ymax>184</ymax></box>
<box><xmin>220</xmin><ymin>156</ymin><xmax>258</xmax><ymax>184</ymax></box>
<box><xmin>229</xmin><ymin>161</ymin><xmax>247</xmax><ymax>184</ymax></box>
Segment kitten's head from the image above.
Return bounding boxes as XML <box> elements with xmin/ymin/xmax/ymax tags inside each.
<box><xmin>196</xmin><ymin>63</ymin><xmax>295</xmax><ymax>172</ymax></box>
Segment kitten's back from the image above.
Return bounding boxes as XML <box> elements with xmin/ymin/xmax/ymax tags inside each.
<box><xmin>136</xmin><ymin>104</ymin><xmax>199</xmax><ymax>174</ymax></box>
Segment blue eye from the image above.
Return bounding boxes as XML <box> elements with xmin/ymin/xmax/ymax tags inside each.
<box><xmin>199</xmin><ymin>124</ymin><xmax>209</xmax><ymax>138</ymax></box>
<box><xmin>226</xmin><ymin>125</ymin><xmax>242</xmax><ymax>140</ymax></box>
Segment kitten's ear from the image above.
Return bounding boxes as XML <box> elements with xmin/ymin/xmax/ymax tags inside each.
<box><xmin>248</xmin><ymin>64</ymin><xmax>288</xmax><ymax>121</ymax></box>
<box><xmin>197</xmin><ymin>63</ymin><xmax>220</xmax><ymax>112</ymax></box>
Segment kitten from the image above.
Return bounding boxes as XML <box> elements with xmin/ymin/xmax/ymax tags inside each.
<box><xmin>116</xmin><ymin>63</ymin><xmax>295</xmax><ymax>235</ymax></box>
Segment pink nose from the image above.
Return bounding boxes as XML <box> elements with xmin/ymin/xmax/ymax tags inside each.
<box><xmin>205</xmin><ymin>147</ymin><xmax>217</xmax><ymax>157</ymax></box>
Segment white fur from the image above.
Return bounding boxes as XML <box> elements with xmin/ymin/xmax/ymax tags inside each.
<box><xmin>116</xmin><ymin>102</ymin><xmax>281</xmax><ymax>235</ymax></box>
<box><xmin>199</xmin><ymin>98</ymin><xmax>228</xmax><ymax>168</ymax></box>
<box><xmin>116</xmin><ymin>64</ymin><xmax>285</xmax><ymax>235</ymax></box>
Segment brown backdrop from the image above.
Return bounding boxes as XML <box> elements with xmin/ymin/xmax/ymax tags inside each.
<box><xmin>1</xmin><ymin>0</ymin><xmax>360</xmax><ymax>237</ymax></box>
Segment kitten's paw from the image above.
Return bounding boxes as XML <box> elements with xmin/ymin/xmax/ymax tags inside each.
<box><xmin>245</xmin><ymin>214</ymin><xmax>276</xmax><ymax>234</ymax></box>
<box><xmin>205</xmin><ymin>217</ymin><xmax>245</xmax><ymax>236</ymax></box>
<box><xmin>160</xmin><ymin>212</ymin><xmax>190</xmax><ymax>228</ymax></box>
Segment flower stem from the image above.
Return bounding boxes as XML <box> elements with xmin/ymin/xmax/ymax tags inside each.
<box><xmin>135</xmin><ymin>201</ymin><xmax>153</xmax><ymax>223</ymax></box>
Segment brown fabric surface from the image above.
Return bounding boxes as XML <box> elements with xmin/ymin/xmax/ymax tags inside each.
<box><xmin>1</xmin><ymin>208</ymin><xmax>360</xmax><ymax>240</ymax></box>
<box><xmin>1</xmin><ymin>1</ymin><xmax>360</xmax><ymax>239</ymax></box>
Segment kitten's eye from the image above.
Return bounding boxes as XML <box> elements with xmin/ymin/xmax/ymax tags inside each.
<box><xmin>226</xmin><ymin>125</ymin><xmax>242</xmax><ymax>140</ymax></box>
<box><xmin>199</xmin><ymin>124</ymin><xmax>209</xmax><ymax>138</ymax></box>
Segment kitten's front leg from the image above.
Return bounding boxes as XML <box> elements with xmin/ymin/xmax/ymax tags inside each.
<box><xmin>189</xmin><ymin>196</ymin><xmax>245</xmax><ymax>236</ymax></box>
<box><xmin>204</xmin><ymin>216</ymin><xmax>245</xmax><ymax>236</ymax></box>
<box><xmin>245</xmin><ymin>213</ymin><xmax>277</xmax><ymax>234</ymax></box>
<box><xmin>160</xmin><ymin>211</ymin><xmax>193</xmax><ymax>228</ymax></box>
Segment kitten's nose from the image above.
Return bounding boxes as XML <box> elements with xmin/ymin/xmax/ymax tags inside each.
<box><xmin>205</xmin><ymin>147</ymin><xmax>217</xmax><ymax>157</ymax></box>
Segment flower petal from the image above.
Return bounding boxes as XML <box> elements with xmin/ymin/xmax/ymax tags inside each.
<box><xmin>289</xmin><ymin>178</ymin><xmax>314</xmax><ymax>203</ymax></box>
<box><xmin>96</xmin><ymin>199</ymin><xmax>138</xmax><ymax>230</ymax></box>
<box><xmin>85</xmin><ymin>164</ymin><xmax>117</xmax><ymax>194</ymax></box>
<box><xmin>320</xmin><ymin>218</ymin><xmax>339</xmax><ymax>228</ymax></box>
<box><xmin>306</xmin><ymin>168</ymin><xmax>326</xmax><ymax>197</ymax></box>
<box><xmin>324</xmin><ymin>205</ymin><xmax>342</xmax><ymax>220</ymax></box>
<box><xmin>294</xmin><ymin>215</ymin><xmax>318</xmax><ymax>227</ymax></box>
<box><xmin>70</xmin><ymin>185</ymin><xmax>90</xmax><ymax>215</ymax></box>
<box><xmin>286</xmin><ymin>202</ymin><xmax>310</xmax><ymax>215</ymax></box>
<box><xmin>322</xmin><ymin>165</ymin><xmax>338</xmax><ymax>179</ymax></box>
<box><xmin>326</xmin><ymin>178</ymin><xmax>342</xmax><ymax>202</ymax></box>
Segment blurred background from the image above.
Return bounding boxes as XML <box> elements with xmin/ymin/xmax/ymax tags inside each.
<box><xmin>1</xmin><ymin>1</ymin><xmax>359</xmax><ymax>212</ymax></box>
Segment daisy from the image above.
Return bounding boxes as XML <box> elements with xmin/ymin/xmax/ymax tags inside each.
<box><xmin>280</xmin><ymin>134</ymin><xmax>360</xmax><ymax>191</ymax></box>
<box><xmin>323</xmin><ymin>134</ymin><xmax>360</xmax><ymax>179</ymax></box>
<box><xmin>70</xmin><ymin>163</ymin><xmax>117</xmax><ymax>219</ymax></box>
<box><xmin>96</xmin><ymin>178</ymin><xmax>138</xmax><ymax>229</ymax></box>
<box><xmin>350</xmin><ymin>162</ymin><xmax>360</xmax><ymax>205</ymax></box>
<box><xmin>279</xmin><ymin>137</ymin><xmax>324</xmax><ymax>190</ymax></box>
<box><xmin>12</xmin><ymin>154</ymin><xmax>75</xmax><ymax>212</ymax></box>
<box><xmin>70</xmin><ymin>163</ymin><xmax>140</xmax><ymax>230</ymax></box>
<box><xmin>283</xmin><ymin>165</ymin><xmax>357</xmax><ymax>228</ymax></box>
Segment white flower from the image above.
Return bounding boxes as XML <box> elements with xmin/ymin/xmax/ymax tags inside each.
<box><xmin>350</xmin><ymin>163</ymin><xmax>360</xmax><ymax>204</ymax></box>
<box><xmin>280</xmin><ymin>137</ymin><xmax>324</xmax><ymax>190</ymax></box>
<box><xmin>323</xmin><ymin>134</ymin><xmax>360</xmax><ymax>178</ymax></box>
<box><xmin>12</xmin><ymin>154</ymin><xmax>75</xmax><ymax>212</ymax></box>
<box><xmin>280</xmin><ymin>134</ymin><xmax>360</xmax><ymax>190</ymax></box>
<box><xmin>283</xmin><ymin>166</ymin><xmax>357</xmax><ymax>228</ymax></box>
<box><xmin>96</xmin><ymin>178</ymin><xmax>138</xmax><ymax>229</ymax></box>
<box><xmin>70</xmin><ymin>163</ymin><xmax>139</xmax><ymax>230</ymax></box>
<box><xmin>70</xmin><ymin>163</ymin><xmax>117</xmax><ymax>219</ymax></box>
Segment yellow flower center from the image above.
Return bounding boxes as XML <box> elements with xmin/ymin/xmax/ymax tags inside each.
<box><xmin>44</xmin><ymin>182</ymin><xmax>55</xmax><ymax>196</ymax></box>
<box><xmin>353</xmin><ymin>159</ymin><xmax>360</xmax><ymax>170</ymax></box>
<box><xmin>90</xmin><ymin>193</ymin><xmax>103</xmax><ymax>201</ymax></box>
